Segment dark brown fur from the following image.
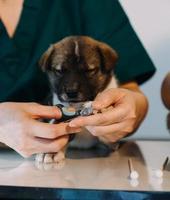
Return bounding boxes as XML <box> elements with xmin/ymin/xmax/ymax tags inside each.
<box><xmin>39</xmin><ymin>36</ymin><xmax>118</xmax><ymax>103</ymax></box>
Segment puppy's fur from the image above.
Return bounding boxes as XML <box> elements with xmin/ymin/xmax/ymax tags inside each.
<box><xmin>37</xmin><ymin>36</ymin><xmax>118</xmax><ymax>163</ymax></box>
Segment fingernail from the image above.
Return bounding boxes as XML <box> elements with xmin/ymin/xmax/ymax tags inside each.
<box><xmin>53</xmin><ymin>106</ymin><xmax>62</xmax><ymax>117</ymax></box>
<box><xmin>69</xmin><ymin>127</ymin><xmax>82</xmax><ymax>133</ymax></box>
<box><xmin>74</xmin><ymin>128</ymin><xmax>82</xmax><ymax>132</ymax></box>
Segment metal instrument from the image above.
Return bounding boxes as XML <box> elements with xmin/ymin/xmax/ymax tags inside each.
<box><xmin>56</xmin><ymin>101</ymin><xmax>93</xmax><ymax>122</ymax></box>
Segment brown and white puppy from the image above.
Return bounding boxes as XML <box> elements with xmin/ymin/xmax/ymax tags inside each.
<box><xmin>36</xmin><ymin>36</ymin><xmax>118</xmax><ymax>164</ymax></box>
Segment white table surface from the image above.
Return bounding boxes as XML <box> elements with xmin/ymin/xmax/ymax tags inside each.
<box><xmin>0</xmin><ymin>140</ymin><xmax>170</xmax><ymax>192</ymax></box>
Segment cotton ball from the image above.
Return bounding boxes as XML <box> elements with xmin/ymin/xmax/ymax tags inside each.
<box><xmin>129</xmin><ymin>170</ymin><xmax>139</xmax><ymax>180</ymax></box>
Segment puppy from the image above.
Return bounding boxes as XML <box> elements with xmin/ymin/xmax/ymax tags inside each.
<box><xmin>36</xmin><ymin>36</ymin><xmax>118</xmax><ymax>164</ymax></box>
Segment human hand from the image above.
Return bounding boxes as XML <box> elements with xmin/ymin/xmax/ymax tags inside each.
<box><xmin>0</xmin><ymin>102</ymin><xmax>81</xmax><ymax>157</ymax></box>
<box><xmin>69</xmin><ymin>86</ymin><xmax>148</xmax><ymax>143</ymax></box>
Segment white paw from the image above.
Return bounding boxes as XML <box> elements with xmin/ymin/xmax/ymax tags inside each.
<box><xmin>35</xmin><ymin>151</ymin><xmax>65</xmax><ymax>164</ymax></box>
<box><xmin>53</xmin><ymin>151</ymin><xmax>65</xmax><ymax>163</ymax></box>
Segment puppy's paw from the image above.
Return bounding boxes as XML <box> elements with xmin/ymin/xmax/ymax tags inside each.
<box><xmin>53</xmin><ymin>151</ymin><xmax>65</xmax><ymax>163</ymax></box>
<box><xmin>35</xmin><ymin>151</ymin><xmax>65</xmax><ymax>164</ymax></box>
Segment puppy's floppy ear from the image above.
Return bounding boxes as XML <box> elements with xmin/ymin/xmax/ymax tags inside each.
<box><xmin>98</xmin><ymin>42</ymin><xmax>118</xmax><ymax>72</ymax></box>
<box><xmin>39</xmin><ymin>45</ymin><xmax>54</xmax><ymax>72</ymax></box>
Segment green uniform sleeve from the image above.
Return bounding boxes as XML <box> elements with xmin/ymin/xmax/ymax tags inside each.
<box><xmin>81</xmin><ymin>0</ymin><xmax>156</xmax><ymax>84</ymax></box>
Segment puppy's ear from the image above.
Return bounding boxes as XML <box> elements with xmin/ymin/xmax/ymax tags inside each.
<box><xmin>39</xmin><ymin>45</ymin><xmax>54</xmax><ymax>72</ymax></box>
<box><xmin>98</xmin><ymin>42</ymin><xmax>118</xmax><ymax>72</ymax></box>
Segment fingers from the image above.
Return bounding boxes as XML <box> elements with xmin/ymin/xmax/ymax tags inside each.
<box><xmin>34</xmin><ymin>136</ymin><xmax>69</xmax><ymax>154</ymax></box>
<box><xmin>86</xmin><ymin>119</ymin><xmax>133</xmax><ymax>137</ymax></box>
<box><xmin>92</xmin><ymin>88</ymin><xmax>126</xmax><ymax>110</ymax></box>
<box><xmin>69</xmin><ymin>104</ymin><xmax>131</xmax><ymax>127</ymax></box>
<box><xmin>30</xmin><ymin>120</ymin><xmax>82</xmax><ymax>139</ymax></box>
<box><xmin>18</xmin><ymin>136</ymin><xmax>69</xmax><ymax>157</ymax></box>
<box><xmin>22</xmin><ymin>103</ymin><xmax>62</xmax><ymax>119</ymax></box>
<box><xmin>85</xmin><ymin>120</ymin><xmax>133</xmax><ymax>143</ymax></box>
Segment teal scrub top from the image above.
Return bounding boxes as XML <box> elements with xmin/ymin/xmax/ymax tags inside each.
<box><xmin>0</xmin><ymin>0</ymin><xmax>156</xmax><ymax>102</ymax></box>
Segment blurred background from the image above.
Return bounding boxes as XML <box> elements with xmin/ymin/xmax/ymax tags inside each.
<box><xmin>119</xmin><ymin>0</ymin><xmax>170</xmax><ymax>139</ymax></box>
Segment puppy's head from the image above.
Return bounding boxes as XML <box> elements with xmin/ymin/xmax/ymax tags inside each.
<box><xmin>39</xmin><ymin>36</ymin><xmax>118</xmax><ymax>103</ymax></box>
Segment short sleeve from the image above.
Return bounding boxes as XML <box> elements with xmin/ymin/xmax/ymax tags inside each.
<box><xmin>81</xmin><ymin>0</ymin><xmax>156</xmax><ymax>84</ymax></box>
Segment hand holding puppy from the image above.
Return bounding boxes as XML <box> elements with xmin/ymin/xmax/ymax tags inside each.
<box><xmin>0</xmin><ymin>102</ymin><xmax>81</xmax><ymax>157</ymax></box>
<box><xmin>69</xmin><ymin>82</ymin><xmax>148</xmax><ymax>143</ymax></box>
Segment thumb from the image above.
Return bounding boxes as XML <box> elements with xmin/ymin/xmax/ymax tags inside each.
<box><xmin>23</xmin><ymin>103</ymin><xmax>62</xmax><ymax>119</ymax></box>
<box><xmin>92</xmin><ymin>88</ymin><xmax>125</xmax><ymax>110</ymax></box>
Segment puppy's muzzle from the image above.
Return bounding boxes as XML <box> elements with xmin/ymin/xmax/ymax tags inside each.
<box><xmin>61</xmin><ymin>84</ymin><xmax>85</xmax><ymax>102</ymax></box>
<box><xmin>65</xmin><ymin>88</ymin><xmax>78</xmax><ymax>99</ymax></box>
<box><xmin>64</xmin><ymin>82</ymin><xmax>79</xmax><ymax>100</ymax></box>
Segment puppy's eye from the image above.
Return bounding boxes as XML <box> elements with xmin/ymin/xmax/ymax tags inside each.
<box><xmin>54</xmin><ymin>69</ymin><xmax>63</xmax><ymax>75</ymax></box>
<box><xmin>86</xmin><ymin>68</ymin><xmax>98</xmax><ymax>75</ymax></box>
<box><xmin>86</xmin><ymin>64</ymin><xmax>98</xmax><ymax>75</ymax></box>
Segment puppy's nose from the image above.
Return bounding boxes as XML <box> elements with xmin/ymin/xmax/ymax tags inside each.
<box><xmin>64</xmin><ymin>83</ymin><xmax>79</xmax><ymax>99</ymax></box>
<box><xmin>65</xmin><ymin>89</ymin><xmax>78</xmax><ymax>98</ymax></box>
